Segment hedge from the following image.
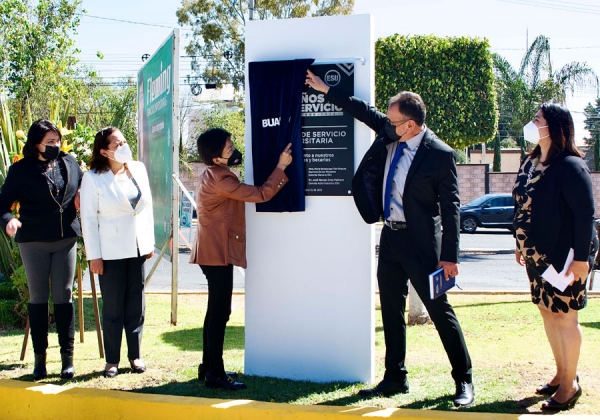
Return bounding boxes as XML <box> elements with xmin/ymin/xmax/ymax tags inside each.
<box><xmin>376</xmin><ymin>35</ymin><xmax>497</xmax><ymax>149</ymax></box>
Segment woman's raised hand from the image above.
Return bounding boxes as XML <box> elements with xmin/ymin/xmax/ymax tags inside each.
<box><xmin>277</xmin><ymin>143</ymin><xmax>293</xmax><ymax>170</ymax></box>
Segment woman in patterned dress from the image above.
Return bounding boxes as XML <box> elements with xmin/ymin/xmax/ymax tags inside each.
<box><xmin>513</xmin><ymin>103</ymin><xmax>596</xmax><ymax>411</ymax></box>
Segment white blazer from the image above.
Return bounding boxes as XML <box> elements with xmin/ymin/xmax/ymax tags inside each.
<box><xmin>80</xmin><ymin>160</ymin><xmax>155</xmax><ymax>261</ymax></box>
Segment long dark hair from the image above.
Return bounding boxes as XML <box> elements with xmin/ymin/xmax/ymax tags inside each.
<box><xmin>529</xmin><ymin>102</ymin><xmax>583</xmax><ymax>165</ymax></box>
<box><xmin>23</xmin><ymin>119</ymin><xmax>62</xmax><ymax>158</ymax></box>
<box><xmin>89</xmin><ymin>126</ymin><xmax>120</xmax><ymax>173</ymax></box>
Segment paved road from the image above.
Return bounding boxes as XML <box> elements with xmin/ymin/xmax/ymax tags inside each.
<box><xmin>81</xmin><ymin>225</ymin><xmax>525</xmax><ymax>293</ymax></box>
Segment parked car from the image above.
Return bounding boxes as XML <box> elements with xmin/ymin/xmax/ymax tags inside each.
<box><xmin>460</xmin><ymin>193</ymin><xmax>515</xmax><ymax>233</ymax></box>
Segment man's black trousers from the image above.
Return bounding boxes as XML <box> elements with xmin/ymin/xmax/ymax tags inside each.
<box><xmin>377</xmin><ymin>226</ymin><xmax>472</xmax><ymax>383</ymax></box>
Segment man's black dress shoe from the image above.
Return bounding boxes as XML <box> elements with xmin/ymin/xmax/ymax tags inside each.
<box><xmin>536</xmin><ymin>374</ymin><xmax>579</xmax><ymax>395</ymax></box>
<box><xmin>542</xmin><ymin>385</ymin><xmax>582</xmax><ymax>411</ymax></box>
<box><xmin>454</xmin><ymin>381</ymin><xmax>475</xmax><ymax>407</ymax></box>
<box><xmin>198</xmin><ymin>364</ymin><xmax>238</xmax><ymax>381</ymax></box>
<box><xmin>205</xmin><ymin>372</ymin><xmax>247</xmax><ymax>390</ymax></box>
<box><xmin>357</xmin><ymin>378</ymin><xmax>409</xmax><ymax>397</ymax></box>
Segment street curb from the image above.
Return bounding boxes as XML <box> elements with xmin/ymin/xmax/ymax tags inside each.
<box><xmin>0</xmin><ymin>379</ymin><xmax>574</xmax><ymax>420</ymax></box>
<box><xmin>459</xmin><ymin>248</ymin><xmax>514</xmax><ymax>255</ymax></box>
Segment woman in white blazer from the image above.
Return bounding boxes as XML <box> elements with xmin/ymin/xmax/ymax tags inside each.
<box><xmin>80</xmin><ymin>127</ymin><xmax>155</xmax><ymax>378</ymax></box>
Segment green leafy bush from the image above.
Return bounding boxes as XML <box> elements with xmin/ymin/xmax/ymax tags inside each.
<box><xmin>376</xmin><ymin>35</ymin><xmax>497</xmax><ymax>149</ymax></box>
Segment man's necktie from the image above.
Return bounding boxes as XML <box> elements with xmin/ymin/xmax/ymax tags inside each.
<box><xmin>383</xmin><ymin>142</ymin><xmax>408</xmax><ymax>220</ymax></box>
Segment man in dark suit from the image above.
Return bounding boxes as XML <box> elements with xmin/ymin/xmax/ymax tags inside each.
<box><xmin>305</xmin><ymin>70</ymin><xmax>474</xmax><ymax>407</ymax></box>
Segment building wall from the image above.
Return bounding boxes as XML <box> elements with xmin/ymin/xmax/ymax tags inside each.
<box><xmin>470</xmin><ymin>148</ymin><xmax>522</xmax><ymax>172</ymax></box>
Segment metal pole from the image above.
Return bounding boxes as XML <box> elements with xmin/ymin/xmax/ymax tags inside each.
<box><xmin>171</xmin><ymin>29</ymin><xmax>181</xmax><ymax>326</ymax></box>
<box><xmin>249</xmin><ymin>0</ymin><xmax>255</xmax><ymax>20</ymax></box>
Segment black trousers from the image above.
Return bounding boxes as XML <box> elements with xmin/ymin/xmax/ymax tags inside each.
<box><xmin>377</xmin><ymin>226</ymin><xmax>472</xmax><ymax>383</ymax></box>
<box><xmin>98</xmin><ymin>255</ymin><xmax>146</xmax><ymax>364</ymax></box>
<box><xmin>200</xmin><ymin>264</ymin><xmax>233</xmax><ymax>378</ymax></box>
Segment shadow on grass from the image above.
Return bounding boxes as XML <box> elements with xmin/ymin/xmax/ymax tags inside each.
<box><xmin>160</xmin><ymin>326</ymin><xmax>244</xmax><ymax>351</ymax></box>
<box><xmin>134</xmin><ymin>375</ymin><xmax>357</xmax><ymax>404</ymax></box>
<box><xmin>451</xmin><ymin>300</ymin><xmax>528</xmax><ymax>309</ymax></box>
<box><xmin>581</xmin><ymin>321</ymin><xmax>600</xmax><ymax>330</ymax></box>
<box><xmin>10</xmin><ymin>369</ymin><xmax>106</xmax><ymax>385</ymax></box>
<box><xmin>0</xmin><ymin>363</ymin><xmax>25</xmax><ymax>372</ymax></box>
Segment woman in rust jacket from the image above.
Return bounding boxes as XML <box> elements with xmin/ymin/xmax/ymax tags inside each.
<box><xmin>190</xmin><ymin>128</ymin><xmax>292</xmax><ymax>390</ymax></box>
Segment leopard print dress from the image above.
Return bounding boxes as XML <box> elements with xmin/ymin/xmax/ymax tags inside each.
<box><xmin>512</xmin><ymin>156</ymin><xmax>588</xmax><ymax>312</ymax></box>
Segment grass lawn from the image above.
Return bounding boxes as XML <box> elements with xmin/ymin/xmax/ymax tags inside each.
<box><xmin>1</xmin><ymin>293</ymin><xmax>599</xmax><ymax>415</ymax></box>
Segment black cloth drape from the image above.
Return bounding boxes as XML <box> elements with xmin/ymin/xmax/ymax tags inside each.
<box><xmin>249</xmin><ymin>59</ymin><xmax>314</xmax><ymax>212</ymax></box>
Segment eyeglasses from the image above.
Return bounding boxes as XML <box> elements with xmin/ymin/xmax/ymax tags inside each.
<box><xmin>387</xmin><ymin>118</ymin><xmax>410</xmax><ymax>128</ymax></box>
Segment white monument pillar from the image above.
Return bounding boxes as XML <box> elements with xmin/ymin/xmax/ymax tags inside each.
<box><xmin>244</xmin><ymin>14</ymin><xmax>375</xmax><ymax>382</ymax></box>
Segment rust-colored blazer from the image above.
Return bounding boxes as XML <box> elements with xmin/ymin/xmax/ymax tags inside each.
<box><xmin>190</xmin><ymin>165</ymin><xmax>288</xmax><ymax>268</ymax></box>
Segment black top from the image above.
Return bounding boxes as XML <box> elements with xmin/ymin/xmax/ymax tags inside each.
<box><xmin>513</xmin><ymin>152</ymin><xmax>595</xmax><ymax>271</ymax></box>
<box><xmin>0</xmin><ymin>153</ymin><xmax>83</xmax><ymax>242</ymax></box>
<box><xmin>325</xmin><ymin>86</ymin><xmax>460</xmax><ymax>265</ymax></box>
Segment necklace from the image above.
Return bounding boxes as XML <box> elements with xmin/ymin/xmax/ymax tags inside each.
<box><xmin>43</xmin><ymin>160</ymin><xmax>62</xmax><ymax>196</ymax></box>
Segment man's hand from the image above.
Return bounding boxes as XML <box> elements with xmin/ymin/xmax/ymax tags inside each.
<box><xmin>305</xmin><ymin>70</ymin><xmax>330</xmax><ymax>94</ymax></box>
<box><xmin>146</xmin><ymin>251</ymin><xmax>154</xmax><ymax>260</ymax></box>
<box><xmin>438</xmin><ymin>261</ymin><xmax>459</xmax><ymax>281</ymax></box>
<box><xmin>90</xmin><ymin>258</ymin><xmax>104</xmax><ymax>276</ymax></box>
<box><xmin>5</xmin><ymin>218</ymin><xmax>22</xmax><ymax>236</ymax></box>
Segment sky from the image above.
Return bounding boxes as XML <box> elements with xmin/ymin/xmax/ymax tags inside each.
<box><xmin>74</xmin><ymin>0</ymin><xmax>600</xmax><ymax>140</ymax></box>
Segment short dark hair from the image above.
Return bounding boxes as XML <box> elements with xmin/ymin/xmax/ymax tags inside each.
<box><xmin>90</xmin><ymin>126</ymin><xmax>120</xmax><ymax>173</ymax></box>
<box><xmin>530</xmin><ymin>102</ymin><xmax>583</xmax><ymax>165</ymax></box>
<box><xmin>388</xmin><ymin>92</ymin><xmax>427</xmax><ymax>126</ymax></box>
<box><xmin>23</xmin><ymin>119</ymin><xmax>62</xmax><ymax>158</ymax></box>
<box><xmin>197</xmin><ymin>128</ymin><xmax>230</xmax><ymax>166</ymax></box>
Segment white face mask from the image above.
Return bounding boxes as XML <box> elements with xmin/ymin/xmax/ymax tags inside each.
<box><xmin>109</xmin><ymin>144</ymin><xmax>133</xmax><ymax>163</ymax></box>
<box><xmin>523</xmin><ymin>121</ymin><xmax>549</xmax><ymax>144</ymax></box>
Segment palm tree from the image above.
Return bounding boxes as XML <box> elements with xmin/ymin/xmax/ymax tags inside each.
<box><xmin>493</xmin><ymin>35</ymin><xmax>596</xmax><ymax>159</ymax></box>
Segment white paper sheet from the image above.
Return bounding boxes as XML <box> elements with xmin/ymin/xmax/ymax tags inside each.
<box><xmin>542</xmin><ymin>248</ymin><xmax>575</xmax><ymax>292</ymax></box>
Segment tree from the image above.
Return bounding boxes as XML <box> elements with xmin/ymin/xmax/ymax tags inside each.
<box><xmin>492</xmin><ymin>135</ymin><xmax>501</xmax><ymax>172</ymax></box>
<box><xmin>584</xmin><ymin>99</ymin><xmax>600</xmax><ymax>171</ymax></box>
<box><xmin>0</xmin><ymin>0</ymin><xmax>82</xmax><ymax>115</ymax></box>
<box><xmin>176</xmin><ymin>0</ymin><xmax>354</xmax><ymax>91</ymax></box>
<box><xmin>493</xmin><ymin>35</ymin><xmax>596</xmax><ymax>158</ymax></box>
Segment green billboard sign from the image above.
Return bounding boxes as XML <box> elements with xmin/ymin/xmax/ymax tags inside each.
<box><xmin>137</xmin><ymin>31</ymin><xmax>179</xmax><ymax>259</ymax></box>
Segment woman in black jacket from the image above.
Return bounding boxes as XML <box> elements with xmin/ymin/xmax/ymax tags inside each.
<box><xmin>513</xmin><ymin>103</ymin><xmax>595</xmax><ymax>411</ymax></box>
<box><xmin>0</xmin><ymin>119</ymin><xmax>83</xmax><ymax>380</ymax></box>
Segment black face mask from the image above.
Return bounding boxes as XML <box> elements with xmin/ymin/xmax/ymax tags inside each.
<box><xmin>223</xmin><ymin>149</ymin><xmax>243</xmax><ymax>166</ymax></box>
<box><xmin>40</xmin><ymin>145</ymin><xmax>60</xmax><ymax>161</ymax></box>
<box><xmin>385</xmin><ymin>121</ymin><xmax>403</xmax><ymax>142</ymax></box>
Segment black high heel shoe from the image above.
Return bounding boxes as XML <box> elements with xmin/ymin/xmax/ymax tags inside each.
<box><xmin>542</xmin><ymin>385</ymin><xmax>582</xmax><ymax>411</ymax></box>
<box><xmin>33</xmin><ymin>353</ymin><xmax>47</xmax><ymax>380</ymax></box>
<box><xmin>198</xmin><ymin>364</ymin><xmax>238</xmax><ymax>381</ymax></box>
<box><xmin>129</xmin><ymin>359</ymin><xmax>146</xmax><ymax>374</ymax></box>
<box><xmin>536</xmin><ymin>374</ymin><xmax>579</xmax><ymax>395</ymax></box>
<box><xmin>205</xmin><ymin>371</ymin><xmax>247</xmax><ymax>390</ymax></box>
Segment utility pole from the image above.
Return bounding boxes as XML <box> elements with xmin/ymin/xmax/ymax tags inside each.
<box><xmin>249</xmin><ymin>0</ymin><xmax>255</xmax><ymax>20</ymax></box>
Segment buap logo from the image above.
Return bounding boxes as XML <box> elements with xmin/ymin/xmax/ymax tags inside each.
<box><xmin>262</xmin><ymin>117</ymin><xmax>281</xmax><ymax>128</ymax></box>
<box><xmin>324</xmin><ymin>70</ymin><xmax>341</xmax><ymax>87</ymax></box>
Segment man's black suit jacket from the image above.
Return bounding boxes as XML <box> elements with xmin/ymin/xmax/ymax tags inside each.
<box><xmin>325</xmin><ymin>87</ymin><xmax>460</xmax><ymax>267</ymax></box>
